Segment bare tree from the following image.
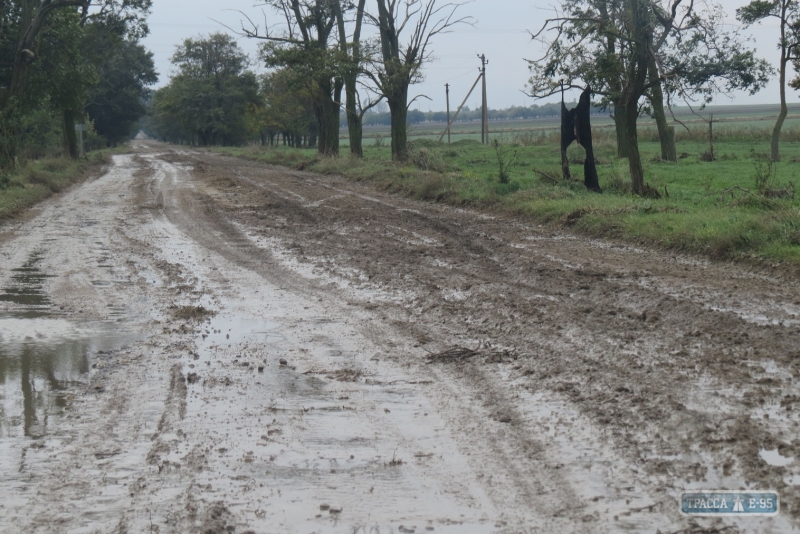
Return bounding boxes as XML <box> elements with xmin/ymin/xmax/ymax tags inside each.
<box><xmin>366</xmin><ymin>0</ymin><xmax>470</xmax><ymax>161</ymax></box>
<box><xmin>333</xmin><ymin>0</ymin><xmax>369</xmax><ymax>157</ymax></box>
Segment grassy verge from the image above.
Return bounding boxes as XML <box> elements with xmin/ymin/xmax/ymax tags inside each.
<box><xmin>0</xmin><ymin>150</ymin><xmax>116</xmax><ymax>220</ymax></box>
<box><xmin>212</xmin><ymin>134</ymin><xmax>800</xmax><ymax>264</ymax></box>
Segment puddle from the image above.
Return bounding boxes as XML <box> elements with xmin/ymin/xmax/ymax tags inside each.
<box><xmin>0</xmin><ymin>316</ymin><xmax>136</xmax><ymax>439</ymax></box>
<box><xmin>0</xmin><ymin>251</ymin><xmax>53</xmax><ymax>316</ymax></box>
<box><xmin>759</xmin><ymin>448</ymin><xmax>794</xmax><ymax>467</ymax></box>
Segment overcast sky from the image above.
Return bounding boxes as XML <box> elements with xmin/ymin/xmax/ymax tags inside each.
<box><xmin>141</xmin><ymin>1</ymin><xmax>793</xmax><ymax>111</ymax></box>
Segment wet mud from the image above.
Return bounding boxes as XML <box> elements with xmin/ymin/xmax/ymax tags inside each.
<box><xmin>0</xmin><ymin>142</ymin><xmax>798</xmax><ymax>532</ymax></box>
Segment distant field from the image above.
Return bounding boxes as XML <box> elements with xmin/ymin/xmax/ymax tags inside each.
<box><xmin>346</xmin><ymin>103</ymin><xmax>800</xmax><ymax>146</ymax></box>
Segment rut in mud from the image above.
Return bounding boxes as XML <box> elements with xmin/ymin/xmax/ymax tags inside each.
<box><xmin>0</xmin><ymin>142</ymin><xmax>798</xmax><ymax>533</ymax></box>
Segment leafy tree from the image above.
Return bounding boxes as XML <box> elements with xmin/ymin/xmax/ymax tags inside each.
<box><xmin>527</xmin><ymin>0</ymin><xmax>770</xmax><ymax>193</ymax></box>
<box><xmin>258</xmin><ymin>69</ymin><xmax>317</xmax><ymax>147</ymax></box>
<box><xmin>1</xmin><ymin>0</ymin><xmax>153</xmax><ymax>164</ymax></box>
<box><xmin>152</xmin><ymin>33</ymin><xmax>259</xmax><ymax>146</ymax></box>
<box><xmin>738</xmin><ymin>0</ymin><xmax>800</xmax><ymax>162</ymax></box>
<box><xmin>81</xmin><ymin>1</ymin><xmax>156</xmax><ymax>145</ymax></box>
<box><xmin>367</xmin><ymin>0</ymin><xmax>469</xmax><ymax>161</ymax></box>
<box><xmin>84</xmin><ymin>38</ymin><xmax>156</xmax><ymax>145</ymax></box>
<box><xmin>240</xmin><ymin>0</ymin><xmax>345</xmax><ymax>157</ymax></box>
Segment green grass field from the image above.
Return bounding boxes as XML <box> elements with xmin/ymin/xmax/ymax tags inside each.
<box><xmin>218</xmin><ymin>115</ymin><xmax>800</xmax><ymax>264</ymax></box>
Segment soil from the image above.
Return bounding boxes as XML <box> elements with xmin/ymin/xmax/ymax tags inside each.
<box><xmin>0</xmin><ymin>141</ymin><xmax>799</xmax><ymax>533</ymax></box>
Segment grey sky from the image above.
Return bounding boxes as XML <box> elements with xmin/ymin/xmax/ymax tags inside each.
<box><xmin>141</xmin><ymin>1</ymin><xmax>793</xmax><ymax>111</ymax></box>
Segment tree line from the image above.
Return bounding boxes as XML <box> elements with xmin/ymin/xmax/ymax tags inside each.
<box><xmin>149</xmin><ymin>0</ymin><xmax>467</xmax><ymax>159</ymax></box>
<box><xmin>0</xmin><ymin>0</ymin><xmax>157</xmax><ymax>169</ymax></box>
<box><xmin>9</xmin><ymin>1</ymin><xmax>799</xmax><ymax>198</ymax></box>
<box><xmin>146</xmin><ymin>0</ymin><xmax>800</xmax><ymax>196</ymax></box>
<box><xmin>353</xmin><ymin>101</ymin><xmax>606</xmax><ymax>127</ymax></box>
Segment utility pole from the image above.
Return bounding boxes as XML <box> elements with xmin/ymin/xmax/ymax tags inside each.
<box><xmin>445</xmin><ymin>83</ymin><xmax>451</xmax><ymax>144</ymax></box>
<box><xmin>478</xmin><ymin>54</ymin><xmax>488</xmax><ymax>144</ymax></box>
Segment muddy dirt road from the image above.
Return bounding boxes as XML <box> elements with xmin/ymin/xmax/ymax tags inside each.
<box><xmin>1</xmin><ymin>142</ymin><xmax>799</xmax><ymax>533</ymax></box>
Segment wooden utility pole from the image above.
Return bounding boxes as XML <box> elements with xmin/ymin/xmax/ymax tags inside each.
<box><xmin>445</xmin><ymin>83</ymin><xmax>451</xmax><ymax>144</ymax></box>
<box><xmin>438</xmin><ymin>73</ymin><xmax>483</xmax><ymax>143</ymax></box>
<box><xmin>478</xmin><ymin>54</ymin><xmax>488</xmax><ymax>144</ymax></box>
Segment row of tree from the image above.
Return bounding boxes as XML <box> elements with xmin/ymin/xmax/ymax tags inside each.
<box><xmin>149</xmin><ymin>0</ymin><xmax>466</xmax><ymax>161</ymax></box>
<box><xmin>148</xmin><ymin>0</ymin><xmax>800</xmax><ymax>196</ymax></box>
<box><xmin>0</xmin><ymin>0</ymin><xmax>157</xmax><ymax>169</ymax></box>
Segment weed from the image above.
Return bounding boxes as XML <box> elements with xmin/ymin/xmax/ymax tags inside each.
<box><xmin>751</xmin><ymin>150</ymin><xmax>778</xmax><ymax>193</ymax></box>
<box><xmin>373</xmin><ymin>134</ymin><xmax>386</xmax><ymax>147</ymax></box>
<box><xmin>410</xmin><ymin>149</ymin><xmax>447</xmax><ymax>173</ymax></box>
<box><xmin>492</xmin><ymin>138</ymin><xmax>517</xmax><ymax>184</ymax></box>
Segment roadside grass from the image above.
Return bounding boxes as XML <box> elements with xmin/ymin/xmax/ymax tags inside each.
<box><xmin>0</xmin><ymin>150</ymin><xmax>114</xmax><ymax>220</ymax></box>
<box><xmin>213</xmin><ymin>132</ymin><xmax>800</xmax><ymax>264</ymax></box>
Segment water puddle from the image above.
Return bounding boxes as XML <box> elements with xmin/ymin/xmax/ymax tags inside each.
<box><xmin>759</xmin><ymin>448</ymin><xmax>794</xmax><ymax>467</ymax></box>
<box><xmin>0</xmin><ymin>317</ymin><xmax>137</xmax><ymax>439</ymax></box>
<box><xmin>0</xmin><ymin>252</ymin><xmax>137</xmax><ymax>439</ymax></box>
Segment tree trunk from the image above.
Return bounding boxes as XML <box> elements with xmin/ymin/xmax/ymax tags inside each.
<box><xmin>560</xmin><ymin>100</ymin><xmax>572</xmax><ymax>180</ymax></box>
<box><xmin>773</xmin><ymin>56</ymin><xmax>788</xmax><ymax>162</ymax></box>
<box><xmin>63</xmin><ymin>109</ymin><xmax>78</xmax><ymax>159</ymax></box>
<box><xmin>344</xmin><ymin>72</ymin><xmax>363</xmax><ymax>158</ymax></box>
<box><xmin>335</xmin><ymin>0</ymin><xmax>366</xmax><ymax>158</ymax></box>
<box><xmin>613</xmin><ymin>101</ymin><xmax>630</xmax><ymax>158</ymax></box>
<box><xmin>649</xmin><ymin>61</ymin><xmax>677</xmax><ymax>162</ymax></box>
<box><xmin>315</xmin><ymin>80</ymin><xmax>340</xmax><ymax>157</ymax></box>
<box><xmin>624</xmin><ymin>99</ymin><xmax>644</xmax><ymax>194</ymax></box>
<box><xmin>387</xmin><ymin>85</ymin><xmax>409</xmax><ymax>161</ymax></box>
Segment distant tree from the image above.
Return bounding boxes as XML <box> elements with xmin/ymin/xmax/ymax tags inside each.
<box><xmin>81</xmin><ymin>0</ymin><xmax>156</xmax><ymax>145</ymax></box>
<box><xmin>152</xmin><ymin>34</ymin><xmax>259</xmax><ymax>146</ymax></box>
<box><xmin>84</xmin><ymin>39</ymin><xmax>156</xmax><ymax>145</ymax></box>
<box><xmin>258</xmin><ymin>68</ymin><xmax>316</xmax><ymax>147</ymax></box>
<box><xmin>738</xmin><ymin>0</ymin><xmax>800</xmax><ymax>162</ymax></box>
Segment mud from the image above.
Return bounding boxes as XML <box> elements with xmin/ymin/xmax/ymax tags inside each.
<box><xmin>0</xmin><ymin>141</ymin><xmax>798</xmax><ymax>532</ymax></box>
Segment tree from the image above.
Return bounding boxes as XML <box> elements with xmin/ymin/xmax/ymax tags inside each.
<box><xmin>84</xmin><ymin>38</ymin><xmax>156</xmax><ymax>145</ymax></box>
<box><xmin>258</xmin><ymin>69</ymin><xmax>317</xmax><ymax>147</ymax></box>
<box><xmin>738</xmin><ymin>0</ymin><xmax>800</xmax><ymax>162</ymax></box>
<box><xmin>1</xmin><ymin>0</ymin><xmax>153</xmax><ymax>163</ymax></box>
<box><xmin>527</xmin><ymin>0</ymin><xmax>770</xmax><ymax>193</ymax></box>
<box><xmin>334</xmin><ymin>0</ymin><xmax>372</xmax><ymax>157</ymax></box>
<box><xmin>152</xmin><ymin>34</ymin><xmax>259</xmax><ymax>146</ymax></box>
<box><xmin>367</xmin><ymin>0</ymin><xmax>469</xmax><ymax>161</ymax></box>
<box><xmin>81</xmin><ymin>0</ymin><xmax>156</xmax><ymax>145</ymax></box>
<box><xmin>239</xmin><ymin>1</ymin><xmax>345</xmax><ymax>157</ymax></box>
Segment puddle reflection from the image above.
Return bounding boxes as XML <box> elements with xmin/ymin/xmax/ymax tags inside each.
<box><xmin>0</xmin><ymin>318</ymin><xmax>136</xmax><ymax>440</ymax></box>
